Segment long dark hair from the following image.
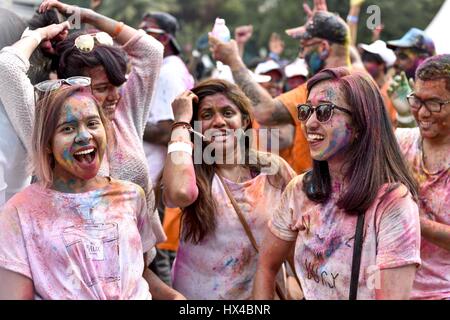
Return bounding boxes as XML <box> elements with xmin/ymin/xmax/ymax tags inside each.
<box><xmin>182</xmin><ymin>79</ymin><xmax>291</xmax><ymax>243</ymax></box>
<box><xmin>303</xmin><ymin>67</ymin><xmax>418</xmax><ymax>214</ymax></box>
<box><xmin>56</xmin><ymin>31</ymin><xmax>128</xmax><ymax>86</ymax></box>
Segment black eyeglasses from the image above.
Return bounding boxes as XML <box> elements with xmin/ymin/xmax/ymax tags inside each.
<box><xmin>407</xmin><ymin>93</ymin><xmax>450</xmax><ymax>114</ymax></box>
<box><xmin>297</xmin><ymin>104</ymin><xmax>352</xmax><ymax>122</ymax></box>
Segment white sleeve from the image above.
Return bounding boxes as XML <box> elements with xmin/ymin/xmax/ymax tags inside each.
<box><xmin>0</xmin><ymin>47</ymin><xmax>35</xmax><ymax>154</ymax></box>
<box><xmin>147</xmin><ymin>62</ymin><xmax>188</xmax><ymax>124</ymax></box>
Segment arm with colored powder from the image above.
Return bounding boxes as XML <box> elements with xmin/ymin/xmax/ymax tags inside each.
<box><xmin>253</xmin><ymin>229</ymin><xmax>295</xmax><ymax>299</ymax></box>
<box><xmin>254</xmin><ymin>181</ymin><xmax>298</xmax><ymax>299</ymax></box>
<box><xmin>143</xmin><ymin>267</ymin><xmax>186</xmax><ymax>300</ymax></box>
<box><xmin>0</xmin><ymin>205</ymin><xmax>35</xmax><ymax>299</ymax></box>
<box><xmin>162</xmin><ymin>91</ymin><xmax>199</xmax><ymax>208</ymax></box>
<box><xmin>39</xmin><ymin>0</ymin><xmax>139</xmax><ymax>46</ymax></box>
<box><xmin>419</xmin><ymin>217</ymin><xmax>450</xmax><ymax>251</ymax></box>
<box><xmin>376</xmin><ymin>265</ymin><xmax>417</xmax><ymax>299</ymax></box>
<box><xmin>0</xmin><ymin>268</ymin><xmax>34</xmax><ymax>300</ymax></box>
<box><xmin>39</xmin><ymin>0</ymin><xmax>164</xmax><ymax>136</ymax></box>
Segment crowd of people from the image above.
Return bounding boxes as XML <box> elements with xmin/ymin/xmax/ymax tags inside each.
<box><xmin>0</xmin><ymin>0</ymin><xmax>448</xmax><ymax>300</ymax></box>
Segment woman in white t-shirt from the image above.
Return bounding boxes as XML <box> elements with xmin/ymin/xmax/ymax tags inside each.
<box><xmin>162</xmin><ymin>79</ymin><xmax>296</xmax><ymax>299</ymax></box>
<box><xmin>0</xmin><ymin>85</ymin><xmax>183</xmax><ymax>300</ymax></box>
<box><xmin>254</xmin><ymin>67</ymin><xmax>421</xmax><ymax>300</ymax></box>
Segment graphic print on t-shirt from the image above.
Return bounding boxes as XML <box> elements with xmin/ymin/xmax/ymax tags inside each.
<box><xmin>62</xmin><ymin>222</ymin><xmax>120</xmax><ymax>287</ymax></box>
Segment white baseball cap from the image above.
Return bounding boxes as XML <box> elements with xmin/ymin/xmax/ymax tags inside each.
<box><xmin>358</xmin><ymin>40</ymin><xmax>396</xmax><ymax>67</ymax></box>
<box><xmin>284</xmin><ymin>58</ymin><xmax>309</xmax><ymax>78</ymax></box>
<box><xmin>254</xmin><ymin>60</ymin><xmax>283</xmax><ymax>76</ymax></box>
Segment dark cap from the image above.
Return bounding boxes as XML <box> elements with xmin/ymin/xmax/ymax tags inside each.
<box><xmin>141</xmin><ymin>12</ymin><xmax>181</xmax><ymax>54</ymax></box>
<box><xmin>387</xmin><ymin>28</ymin><xmax>435</xmax><ymax>56</ymax></box>
<box><xmin>286</xmin><ymin>11</ymin><xmax>349</xmax><ymax>45</ymax></box>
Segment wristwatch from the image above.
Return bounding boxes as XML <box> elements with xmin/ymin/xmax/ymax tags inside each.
<box><xmin>20</xmin><ymin>27</ymin><xmax>43</xmax><ymax>45</ymax></box>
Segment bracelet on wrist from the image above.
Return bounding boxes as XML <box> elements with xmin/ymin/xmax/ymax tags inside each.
<box><xmin>169</xmin><ymin>138</ymin><xmax>194</xmax><ymax>148</ymax></box>
<box><xmin>171</xmin><ymin>121</ymin><xmax>192</xmax><ymax>131</ymax></box>
<box><xmin>168</xmin><ymin>141</ymin><xmax>193</xmax><ymax>156</ymax></box>
<box><xmin>111</xmin><ymin>21</ymin><xmax>125</xmax><ymax>38</ymax></box>
<box><xmin>346</xmin><ymin>15</ymin><xmax>359</xmax><ymax>23</ymax></box>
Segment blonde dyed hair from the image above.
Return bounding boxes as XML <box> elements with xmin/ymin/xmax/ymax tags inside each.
<box><xmin>31</xmin><ymin>86</ymin><xmax>114</xmax><ymax>188</ymax></box>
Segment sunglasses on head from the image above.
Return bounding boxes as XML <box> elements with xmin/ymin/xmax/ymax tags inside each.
<box><xmin>74</xmin><ymin>32</ymin><xmax>114</xmax><ymax>53</ymax></box>
<box><xmin>34</xmin><ymin>76</ymin><xmax>91</xmax><ymax>102</ymax></box>
<box><xmin>297</xmin><ymin>103</ymin><xmax>352</xmax><ymax>122</ymax></box>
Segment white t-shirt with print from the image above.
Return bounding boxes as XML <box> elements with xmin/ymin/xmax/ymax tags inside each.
<box><xmin>0</xmin><ymin>179</ymin><xmax>156</xmax><ymax>300</ymax></box>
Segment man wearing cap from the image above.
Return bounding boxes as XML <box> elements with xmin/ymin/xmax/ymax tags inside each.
<box><xmin>388</xmin><ymin>28</ymin><xmax>436</xmax><ymax>80</ymax></box>
<box><xmin>386</xmin><ymin>28</ymin><xmax>436</xmax><ymax>128</ymax></box>
<box><xmin>254</xmin><ymin>59</ymin><xmax>284</xmax><ymax>98</ymax></box>
<box><xmin>284</xmin><ymin>58</ymin><xmax>308</xmax><ymax>92</ymax></box>
<box><xmin>359</xmin><ymin>40</ymin><xmax>398</xmax><ymax>126</ymax></box>
<box><xmin>140</xmin><ymin>12</ymin><xmax>194</xmax><ymax>286</ymax></box>
<box><xmin>209</xmin><ymin>1</ymin><xmax>352</xmax><ymax>174</ymax></box>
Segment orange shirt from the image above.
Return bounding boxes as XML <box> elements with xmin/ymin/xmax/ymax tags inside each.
<box><xmin>276</xmin><ymin>83</ymin><xmax>312</xmax><ymax>174</ymax></box>
<box><xmin>157</xmin><ymin>207</ymin><xmax>182</xmax><ymax>251</ymax></box>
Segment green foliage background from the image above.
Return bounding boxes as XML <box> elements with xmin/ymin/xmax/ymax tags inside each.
<box><xmin>67</xmin><ymin>0</ymin><xmax>445</xmax><ymax>62</ymax></box>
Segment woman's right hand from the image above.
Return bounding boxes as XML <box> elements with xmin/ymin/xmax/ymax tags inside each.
<box><xmin>38</xmin><ymin>21</ymin><xmax>70</xmax><ymax>41</ymax></box>
<box><xmin>172</xmin><ymin>91</ymin><xmax>198</xmax><ymax>123</ymax></box>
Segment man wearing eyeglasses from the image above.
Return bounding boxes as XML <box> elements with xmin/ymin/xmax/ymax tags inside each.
<box><xmin>396</xmin><ymin>54</ymin><xmax>450</xmax><ymax>300</ymax></box>
<box><xmin>139</xmin><ymin>12</ymin><xmax>194</xmax><ymax>287</ymax></box>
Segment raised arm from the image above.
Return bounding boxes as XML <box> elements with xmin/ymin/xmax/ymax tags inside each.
<box><xmin>347</xmin><ymin>0</ymin><xmax>365</xmax><ymax>47</ymax></box>
<box><xmin>0</xmin><ymin>22</ymin><xmax>70</xmax><ymax>154</ymax></box>
<box><xmin>39</xmin><ymin>0</ymin><xmax>137</xmax><ymax>45</ymax></box>
<box><xmin>234</xmin><ymin>25</ymin><xmax>253</xmax><ymax>58</ymax></box>
<box><xmin>39</xmin><ymin>0</ymin><xmax>164</xmax><ymax>136</ymax></box>
<box><xmin>209</xmin><ymin>35</ymin><xmax>293</xmax><ymax>126</ymax></box>
<box><xmin>162</xmin><ymin>91</ymin><xmax>199</xmax><ymax>208</ymax></box>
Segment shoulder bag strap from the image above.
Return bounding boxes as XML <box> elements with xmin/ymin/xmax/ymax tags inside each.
<box><xmin>217</xmin><ymin>173</ymin><xmax>259</xmax><ymax>252</ymax></box>
<box><xmin>217</xmin><ymin>173</ymin><xmax>288</xmax><ymax>299</ymax></box>
<box><xmin>349</xmin><ymin>212</ymin><xmax>366</xmax><ymax>300</ymax></box>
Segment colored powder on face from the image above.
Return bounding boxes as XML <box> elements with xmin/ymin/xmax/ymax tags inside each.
<box><xmin>75</xmin><ymin>131</ymin><xmax>91</xmax><ymax>145</ymax></box>
<box><xmin>65</xmin><ymin>105</ymin><xmax>77</xmax><ymax>124</ymax></box>
<box><xmin>63</xmin><ymin>148</ymin><xmax>74</xmax><ymax>164</ymax></box>
<box><xmin>318</xmin><ymin>119</ymin><xmax>353</xmax><ymax>160</ymax></box>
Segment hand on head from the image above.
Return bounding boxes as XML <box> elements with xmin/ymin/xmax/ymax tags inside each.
<box><xmin>172</xmin><ymin>90</ymin><xmax>198</xmax><ymax>123</ymax></box>
<box><xmin>39</xmin><ymin>21</ymin><xmax>70</xmax><ymax>41</ymax></box>
<box><xmin>38</xmin><ymin>0</ymin><xmax>71</xmax><ymax>15</ymax></box>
